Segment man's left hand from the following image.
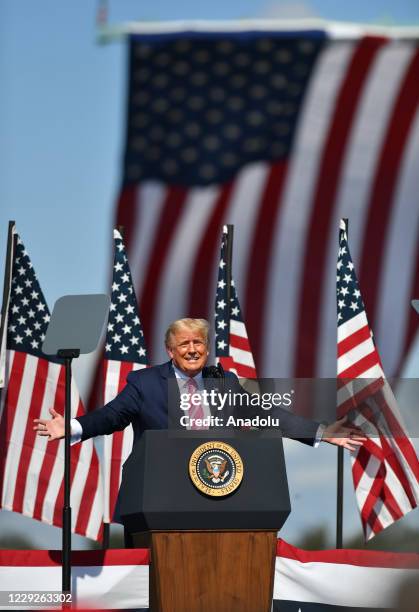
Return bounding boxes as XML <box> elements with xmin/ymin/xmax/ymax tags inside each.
<box><xmin>322</xmin><ymin>417</ymin><xmax>367</xmax><ymax>451</ymax></box>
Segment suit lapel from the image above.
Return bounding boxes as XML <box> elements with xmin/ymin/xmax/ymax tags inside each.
<box><xmin>159</xmin><ymin>361</ymin><xmax>183</xmax><ymax>429</ymax></box>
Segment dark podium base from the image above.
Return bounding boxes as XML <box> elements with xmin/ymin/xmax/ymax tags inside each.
<box><xmin>136</xmin><ymin>530</ymin><xmax>277</xmax><ymax>612</ymax></box>
<box><xmin>123</xmin><ymin>432</ymin><xmax>289</xmax><ymax>611</ymax></box>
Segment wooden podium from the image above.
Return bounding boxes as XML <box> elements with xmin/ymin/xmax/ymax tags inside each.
<box><xmin>120</xmin><ymin>431</ymin><xmax>290</xmax><ymax>612</ymax></box>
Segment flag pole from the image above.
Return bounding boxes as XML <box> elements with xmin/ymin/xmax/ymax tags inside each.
<box><xmin>94</xmin><ymin>20</ymin><xmax>419</xmax><ymax>46</ymax></box>
<box><xmin>102</xmin><ymin>521</ymin><xmax>110</xmax><ymax>550</ymax></box>
<box><xmin>0</xmin><ymin>221</ymin><xmax>16</xmax><ymax>392</ymax></box>
<box><xmin>225</xmin><ymin>225</ymin><xmax>234</xmax><ymax>349</ymax></box>
<box><xmin>336</xmin><ymin>447</ymin><xmax>344</xmax><ymax>548</ymax></box>
<box><xmin>336</xmin><ymin>218</ymin><xmax>348</xmax><ymax>549</ymax></box>
<box><xmin>96</xmin><ymin>0</ymin><xmax>108</xmax><ymax>28</ymax></box>
<box><xmin>102</xmin><ymin>224</ymin><xmax>125</xmax><ymax>550</ymax></box>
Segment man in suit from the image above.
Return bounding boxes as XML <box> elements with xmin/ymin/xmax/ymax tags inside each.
<box><xmin>34</xmin><ymin>317</ymin><xmax>364</xmax><ymax>450</ymax></box>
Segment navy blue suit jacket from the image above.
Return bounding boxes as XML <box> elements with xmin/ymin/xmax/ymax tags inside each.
<box><xmin>76</xmin><ymin>361</ymin><xmax>320</xmax><ymax>446</ymax></box>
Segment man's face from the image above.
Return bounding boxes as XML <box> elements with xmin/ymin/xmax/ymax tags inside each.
<box><xmin>166</xmin><ymin>327</ymin><xmax>209</xmax><ymax>377</ymax></box>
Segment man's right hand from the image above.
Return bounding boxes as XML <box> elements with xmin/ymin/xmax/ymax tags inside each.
<box><xmin>33</xmin><ymin>408</ymin><xmax>65</xmax><ymax>441</ymax></box>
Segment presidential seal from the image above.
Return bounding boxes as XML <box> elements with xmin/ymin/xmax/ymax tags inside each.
<box><xmin>189</xmin><ymin>441</ymin><xmax>244</xmax><ymax>497</ymax></box>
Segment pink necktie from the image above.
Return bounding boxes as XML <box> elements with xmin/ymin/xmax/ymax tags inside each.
<box><xmin>186</xmin><ymin>378</ymin><xmax>207</xmax><ymax>430</ymax></box>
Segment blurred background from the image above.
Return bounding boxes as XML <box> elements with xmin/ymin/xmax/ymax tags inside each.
<box><xmin>1</xmin><ymin>1</ymin><xmax>418</xmax><ymax>551</ymax></box>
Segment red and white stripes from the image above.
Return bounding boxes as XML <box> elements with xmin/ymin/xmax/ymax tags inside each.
<box><xmin>115</xmin><ymin>34</ymin><xmax>419</xmax><ymax>381</ymax></box>
<box><xmin>274</xmin><ymin>539</ymin><xmax>419</xmax><ymax>609</ymax></box>
<box><xmin>102</xmin><ymin>360</ymin><xmax>145</xmax><ymax>524</ymax></box>
<box><xmin>0</xmin><ymin>352</ymin><xmax>103</xmax><ymax>540</ymax></box>
<box><xmin>218</xmin><ymin>320</ymin><xmax>257</xmax><ymax>379</ymax></box>
<box><xmin>337</xmin><ymin>312</ymin><xmax>419</xmax><ymax>539</ymax></box>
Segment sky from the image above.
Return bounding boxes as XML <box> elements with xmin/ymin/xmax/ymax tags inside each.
<box><xmin>1</xmin><ymin>0</ymin><xmax>418</xmax><ymax>550</ymax></box>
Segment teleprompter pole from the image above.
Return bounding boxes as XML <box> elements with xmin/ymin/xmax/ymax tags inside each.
<box><xmin>42</xmin><ymin>293</ymin><xmax>110</xmax><ymax>603</ymax></box>
<box><xmin>58</xmin><ymin>349</ymin><xmax>80</xmax><ymax>600</ymax></box>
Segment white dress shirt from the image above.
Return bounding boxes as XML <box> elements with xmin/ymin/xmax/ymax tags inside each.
<box><xmin>172</xmin><ymin>364</ymin><xmax>212</xmax><ymax>428</ymax></box>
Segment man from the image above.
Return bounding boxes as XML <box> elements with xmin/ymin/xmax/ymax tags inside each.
<box><xmin>34</xmin><ymin>318</ymin><xmax>364</xmax><ymax>450</ymax></box>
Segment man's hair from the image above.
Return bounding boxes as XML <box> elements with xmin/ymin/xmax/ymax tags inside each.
<box><xmin>165</xmin><ymin>318</ymin><xmax>209</xmax><ymax>348</ymax></box>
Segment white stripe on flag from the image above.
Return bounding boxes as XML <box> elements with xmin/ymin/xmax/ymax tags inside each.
<box><xmin>0</xmin><ymin>561</ymin><xmax>148</xmax><ymax>610</ymax></box>
<box><xmin>1</xmin><ymin>354</ymin><xmax>37</xmax><ymax>509</ymax></box>
<box><xmin>230</xmin><ymin>319</ymin><xmax>247</xmax><ymax>337</ymax></box>
<box><xmin>354</xmin><ymin>453</ymin><xmax>382</xmax><ymax>506</ymax></box>
<box><xmin>71</xmin><ymin>422</ymin><xmax>94</xmax><ymax>525</ymax></box>
<box><xmin>337</xmin><ymin>311</ymin><xmax>369</xmax><ymax>342</ymax></box>
<box><xmin>337</xmin><ymin>337</ymin><xmax>376</xmax><ymax>372</ymax></box>
<box><xmin>224</xmin><ymin>163</ymin><xmax>271</xmax><ymax>299</ymax></box>
<box><xmin>370</xmin><ymin>496</ymin><xmax>398</xmax><ymax>533</ymax></box>
<box><xmin>229</xmin><ymin>346</ymin><xmax>255</xmax><ymax>368</ymax></box>
<box><xmin>383</xmin><ymin>460</ymin><xmax>416</xmax><ymax>514</ymax></box>
<box><xmin>332</xmin><ymin>41</ymin><xmax>414</xmax><ymax>266</ymax></box>
<box><xmin>274</xmin><ymin>555</ymin><xmax>418</xmax><ymax>608</ymax></box>
<box><xmin>104</xmin><ymin>360</ymin><xmax>122</xmax><ymax>404</ymax></box>
<box><xmin>152</xmin><ymin>186</ymin><xmax>220</xmax><ymax>361</ymax></box>
<box><xmin>23</xmin><ymin>362</ymin><xmax>61</xmax><ymax>517</ymax></box>
<box><xmin>86</xmin><ymin>484</ymin><xmax>105</xmax><ymax>540</ymax></box>
<box><xmin>129</xmin><ymin>181</ymin><xmax>167</xmax><ymax>304</ymax></box>
<box><xmin>376</xmin><ymin>106</ymin><xmax>419</xmax><ymax>374</ymax></box>
<box><xmin>0</xmin><ymin>350</ymin><xmax>13</xmax><ymax>420</ymax></box>
<box><xmin>264</xmin><ymin>41</ymin><xmax>355</xmax><ymax>377</ymax></box>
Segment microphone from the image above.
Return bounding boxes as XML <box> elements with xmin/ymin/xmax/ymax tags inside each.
<box><xmin>203</xmin><ymin>363</ymin><xmax>225</xmax><ymax>396</ymax></box>
<box><xmin>202</xmin><ymin>363</ymin><xmax>225</xmax><ymax>379</ymax></box>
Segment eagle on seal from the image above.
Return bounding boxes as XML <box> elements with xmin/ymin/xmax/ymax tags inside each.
<box><xmin>205</xmin><ymin>458</ymin><xmax>228</xmax><ymax>483</ymax></box>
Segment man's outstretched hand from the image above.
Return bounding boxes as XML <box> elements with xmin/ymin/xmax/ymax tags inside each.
<box><xmin>322</xmin><ymin>417</ymin><xmax>367</xmax><ymax>452</ymax></box>
<box><xmin>33</xmin><ymin>408</ymin><xmax>65</xmax><ymax>441</ymax></box>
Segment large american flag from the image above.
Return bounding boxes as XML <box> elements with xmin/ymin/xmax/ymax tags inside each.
<box><xmin>337</xmin><ymin>219</ymin><xmax>419</xmax><ymax>540</ymax></box>
<box><xmin>108</xmin><ymin>24</ymin><xmax>419</xmax><ymax>381</ymax></box>
<box><xmin>215</xmin><ymin>226</ymin><xmax>257</xmax><ymax>378</ymax></box>
<box><xmin>0</xmin><ymin>234</ymin><xmax>103</xmax><ymax>540</ymax></box>
<box><xmin>102</xmin><ymin>229</ymin><xmax>148</xmax><ymax>523</ymax></box>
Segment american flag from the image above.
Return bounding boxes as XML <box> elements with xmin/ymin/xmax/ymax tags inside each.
<box><xmin>102</xmin><ymin>229</ymin><xmax>148</xmax><ymax>523</ymax></box>
<box><xmin>0</xmin><ymin>233</ymin><xmax>103</xmax><ymax>540</ymax></box>
<box><xmin>337</xmin><ymin>218</ymin><xmax>419</xmax><ymax>540</ymax></box>
<box><xmin>95</xmin><ymin>25</ymin><xmax>419</xmax><ymax>388</ymax></box>
<box><xmin>215</xmin><ymin>226</ymin><xmax>257</xmax><ymax>378</ymax></box>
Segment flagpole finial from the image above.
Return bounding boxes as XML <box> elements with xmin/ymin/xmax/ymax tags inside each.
<box><xmin>96</xmin><ymin>0</ymin><xmax>108</xmax><ymax>27</ymax></box>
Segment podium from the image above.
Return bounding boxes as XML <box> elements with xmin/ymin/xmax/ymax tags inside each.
<box><xmin>119</xmin><ymin>430</ymin><xmax>291</xmax><ymax>612</ymax></box>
